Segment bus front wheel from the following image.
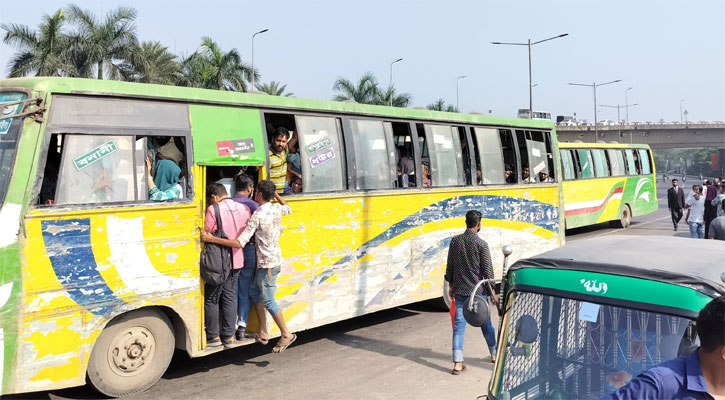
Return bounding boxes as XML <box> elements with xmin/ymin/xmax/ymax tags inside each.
<box><xmin>87</xmin><ymin>308</ymin><xmax>175</xmax><ymax>397</ymax></box>
<box><xmin>610</xmin><ymin>204</ymin><xmax>632</xmax><ymax>229</ymax></box>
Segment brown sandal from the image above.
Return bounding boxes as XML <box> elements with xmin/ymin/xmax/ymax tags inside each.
<box><xmin>273</xmin><ymin>333</ymin><xmax>297</xmax><ymax>353</ymax></box>
<box><xmin>451</xmin><ymin>364</ymin><xmax>467</xmax><ymax>375</ymax></box>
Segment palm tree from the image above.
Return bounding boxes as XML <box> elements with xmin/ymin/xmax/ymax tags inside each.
<box><xmin>255</xmin><ymin>81</ymin><xmax>294</xmax><ymax>97</ymax></box>
<box><xmin>375</xmin><ymin>85</ymin><xmax>412</xmax><ymax>107</ymax></box>
<box><xmin>332</xmin><ymin>72</ymin><xmax>380</xmax><ymax>104</ymax></box>
<box><xmin>65</xmin><ymin>4</ymin><xmax>139</xmax><ymax>79</ymax></box>
<box><xmin>120</xmin><ymin>41</ymin><xmax>181</xmax><ymax>85</ymax></box>
<box><xmin>427</xmin><ymin>99</ymin><xmax>458</xmax><ymax>112</ymax></box>
<box><xmin>1</xmin><ymin>9</ymin><xmax>75</xmax><ymax>77</ymax></box>
<box><xmin>180</xmin><ymin>37</ymin><xmax>255</xmax><ymax>91</ymax></box>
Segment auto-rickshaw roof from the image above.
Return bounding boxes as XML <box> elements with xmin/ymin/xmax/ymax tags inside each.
<box><xmin>510</xmin><ymin>235</ymin><xmax>725</xmax><ymax>296</ymax></box>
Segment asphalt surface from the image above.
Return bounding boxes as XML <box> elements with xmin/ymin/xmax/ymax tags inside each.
<box><xmin>7</xmin><ymin>179</ymin><xmax>698</xmax><ymax>400</ymax></box>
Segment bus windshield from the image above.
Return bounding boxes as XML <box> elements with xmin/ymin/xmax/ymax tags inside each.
<box><xmin>0</xmin><ymin>92</ymin><xmax>26</xmax><ymax>205</ymax></box>
<box><xmin>491</xmin><ymin>291</ymin><xmax>694</xmax><ymax>399</ymax></box>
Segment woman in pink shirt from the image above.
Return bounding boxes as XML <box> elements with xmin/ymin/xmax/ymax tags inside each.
<box><xmin>203</xmin><ymin>183</ymin><xmax>251</xmax><ymax>348</ymax></box>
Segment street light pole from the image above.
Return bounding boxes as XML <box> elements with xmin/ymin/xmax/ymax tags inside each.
<box><xmin>680</xmin><ymin>99</ymin><xmax>685</xmax><ymax>122</ymax></box>
<box><xmin>456</xmin><ymin>75</ymin><xmax>467</xmax><ymax>111</ymax></box>
<box><xmin>568</xmin><ymin>80</ymin><xmax>622</xmax><ymax>141</ymax></box>
<box><xmin>625</xmin><ymin>87</ymin><xmax>633</xmax><ymax>123</ymax></box>
<box><xmin>492</xmin><ymin>33</ymin><xmax>568</xmax><ymax>119</ymax></box>
<box><xmin>251</xmin><ymin>28</ymin><xmax>269</xmax><ymax>92</ymax></box>
<box><xmin>389</xmin><ymin>58</ymin><xmax>403</xmax><ymax>106</ymax></box>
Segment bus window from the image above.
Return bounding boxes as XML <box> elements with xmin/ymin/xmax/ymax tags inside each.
<box><xmin>591</xmin><ymin>149</ymin><xmax>610</xmax><ymax>177</ymax></box>
<box><xmin>516</xmin><ymin>130</ymin><xmax>549</xmax><ymax>183</ymax></box>
<box><xmin>515</xmin><ymin>130</ymin><xmax>532</xmax><ymax>183</ymax></box>
<box><xmin>543</xmin><ymin>131</ymin><xmax>556</xmax><ymax>182</ymax></box>
<box><xmin>560</xmin><ymin>150</ymin><xmax>575</xmax><ymax>180</ymax></box>
<box><xmin>529</xmin><ymin>130</ymin><xmax>554</xmax><ymax>182</ymax></box>
<box><xmin>499</xmin><ymin>129</ymin><xmax>517</xmax><ymax>183</ymax></box>
<box><xmin>351</xmin><ymin>119</ymin><xmax>395</xmax><ymax>190</ymax></box>
<box><xmin>424</xmin><ymin>124</ymin><xmax>465</xmax><ymax>187</ymax></box>
<box><xmin>54</xmin><ymin>135</ymin><xmax>137</xmax><ymax>205</ymax></box>
<box><xmin>458</xmin><ymin>127</ymin><xmax>473</xmax><ymax>185</ymax></box>
<box><xmin>394</xmin><ymin>123</ymin><xmax>417</xmax><ymax>188</ymax></box>
<box><xmin>624</xmin><ymin>149</ymin><xmax>637</xmax><ymax>175</ymax></box>
<box><xmin>472</xmin><ymin>127</ymin><xmax>505</xmax><ymax>184</ymax></box>
<box><xmin>576</xmin><ymin>149</ymin><xmax>593</xmax><ymax>178</ymax></box>
<box><xmin>638</xmin><ymin>149</ymin><xmax>652</xmax><ymax>174</ymax></box>
<box><xmin>607</xmin><ymin>149</ymin><xmax>625</xmax><ymax>176</ymax></box>
<box><xmin>295</xmin><ymin>115</ymin><xmax>346</xmax><ymax>192</ymax></box>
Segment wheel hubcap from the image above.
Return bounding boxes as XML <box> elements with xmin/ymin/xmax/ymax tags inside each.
<box><xmin>108</xmin><ymin>326</ymin><xmax>155</xmax><ymax>377</ymax></box>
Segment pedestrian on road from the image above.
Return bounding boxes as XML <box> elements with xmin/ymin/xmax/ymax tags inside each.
<box><xmin>201</xmin><ymin>180</ymin><xmax>297</xmax><ymax>353</ymax></box>
<box><xmin>704</xmin><ymin>180</ymin><xmax>718</xmax><ymax>238</ymax></box>
<box><xmin>202</xmin><ymin>183</ymin><xmax>251</xmax><ymax>348</ymax></box>
<box><xmin>713</xmin><ymin>184</ymin><xmax>725</xmax><ymax>217</ymax></box>
<box><xmin>685</xmin><ymin>185</ymin><xmax>705</xmax><ymax>239</ymax></box>
<box><xmin>444</xmin><ymin>210</ymin><xmax>497</xmax><ymax>375</ymax></box>
<box><xmin>709</xmin><ymin>210</ymin><xmax>725</xmax><ymax>240</ymax></box>
<box><xmin>667</xmin><ymin>179</ymin><xmax>686</xmax><ymax>231</ymax></box>
<box><xmin>682</xmin><ymin>172</ymin><xmax>687</xmax><ymax>182</ymax></box>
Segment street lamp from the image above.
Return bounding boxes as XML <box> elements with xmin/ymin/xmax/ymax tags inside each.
<box><xmin>251</xmin><ymin>28</ymin><xmax>269</xmax><ymax>92</ymax></box>
<box><xmin>456</xmin><ymin>75</ymin><xmax>467</xmax><ymax>111</ymax></box>
<box><xmin>625</xmin><ymin>87</ymin><xmax>633</xmax><ymax>123</ymax></box>
<box><xmin>389</xmin><ymin>58</ymin><xmax>403</xmax><ymax>106</ymax></box>
<box><xmin>680</xmin><ymin>99</ymin><xmax>685</xmax><ymax>122</ymax></box>
<box><xmin>491</xmin><ymin>33</ymin><xmax>568</xmax><ymax>119</ymax></box>
<box><xmin>567</xmin><ymin>80</ymin><xmax>622</xmax><ymax>140</ymax></box>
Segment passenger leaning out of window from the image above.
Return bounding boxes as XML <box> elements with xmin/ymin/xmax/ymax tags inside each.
<box><xmin>145</xmin><ymin>157</ymin><xmax>183</xmax><ymax>201</ymax></box>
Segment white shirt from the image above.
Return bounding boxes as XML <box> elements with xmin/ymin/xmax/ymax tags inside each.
<box><xmin>236</xmin><ymin>202</ymin><xmax>292</xmax><ymax>269</ymax></box>
<box><xmin>686</xmin><ymin>193</ymin><xmax>705</xmax><ymax>223</ymax></box>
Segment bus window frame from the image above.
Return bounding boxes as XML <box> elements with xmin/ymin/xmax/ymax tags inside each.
<box><xmin>36</xmin><ymin>131</ymin><xmax>193</xmax><ymax>209</ymax></box>
<box><xmin>292</xmin><ymin>113</ymin><xmax>348</xmax><ymax>194</ymax></box>
<box><xmin>346</xmin><ymin>116</ymin><xmax>399</xmax><ymax>191</ymax></box>
<box><xmin>422</xmin><ymin>123</ymin><xmax>466</xmax><ymax>188</ymax></box>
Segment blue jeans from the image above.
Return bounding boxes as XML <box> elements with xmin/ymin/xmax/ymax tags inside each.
<box><xmin>236</xmin><ymin>245</ymin><xmax>257</xmax><ymax>328</ymax></box>
<box><xmin>689</xmin><ymin>221</ymin><xmax>704</xmax><ymax>238</ymax></box>
<box><xmin>250</xmin><ymin>266</ymin><xmax>281</xmax><ymax>316</ymax></box>
<box><xmin>453</xmin><ymin>294</ymin><xmax>497</xmax><ymax>363</ymax></box>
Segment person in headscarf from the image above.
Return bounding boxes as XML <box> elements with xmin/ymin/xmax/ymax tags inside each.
<box><xmin>146</xmin><ymin>158</ymin><xmax>183</xmax><ymax>201</ymax></box>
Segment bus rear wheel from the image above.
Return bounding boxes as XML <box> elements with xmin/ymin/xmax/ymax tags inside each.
<box><xmin>610</xmin><ymin>204</ymin><xmax>632</xmax><ymax>229</ymax></box>
<box><xmin>87</xmin><ymin>308</ymin><xmax>175</xmax><ymax>397</ymax></box>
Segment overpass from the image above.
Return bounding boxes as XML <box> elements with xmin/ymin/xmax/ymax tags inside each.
<box><xmin>555</xmin><ymin>122</ymin><xmax>725</xmax><ymax>149</ymax></box>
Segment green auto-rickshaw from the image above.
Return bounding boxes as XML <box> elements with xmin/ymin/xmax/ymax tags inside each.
<box><xmin>487</xmin><ymin>235</ymin><xmax>724</xmax><ymax>399</ymax></box>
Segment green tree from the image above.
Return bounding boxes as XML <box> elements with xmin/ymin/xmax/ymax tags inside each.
<box><xmin>120</xmin><ymin>41</ymin><xmax>181</xmax><ymax>85</ymax></box>
<box><xmin>332</xmin><ymin>71</ymin><xmax>380</xmax><ymax>104</ymax></box>
<box><xmin>1</xmin><ymin>9</ymin><xmax>75</xmax><ymax>77</ymax></box>
<box><xmin>255</xmin><ymin>80</ymin><xmax>294</xmax><ymax>96</ymax></box>
<box><xmin>180</xmin><ymin>36</ymin><xmax>256</xmax><ymax>91</ymax></box>
<box><xmin>375</xmin><ymin>85</ymin><xmax>412</xmax><ymax>107</ymax></box>
<box><xmin>426</xmin><ymin>99</ymin><xmax>458</xmax><ymax>112</ymax></box>
<box><xmin>65</xmin><ymin>4</ymin><xmax>139</xmax><ymax>79</ymax></box>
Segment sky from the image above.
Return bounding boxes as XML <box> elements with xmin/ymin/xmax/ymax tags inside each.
<box><xmin>1</xmin><ymin>0</ymin><xmax>723</xmax><ymax>122</ymax></box>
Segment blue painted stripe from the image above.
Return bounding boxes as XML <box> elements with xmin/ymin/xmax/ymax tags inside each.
<box><xmin>334</xmin><ymin>195</ymin><xmax>559</xmax><ymax>266</ymax></box>
<box><xmin>41</xmin><ymin>218</ymin><xmax>124</xmax><ymax>316</ymax></box>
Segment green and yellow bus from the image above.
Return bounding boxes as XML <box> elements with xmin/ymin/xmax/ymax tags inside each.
<box><xmin>0</xmin><ymin>77</ymin><xmax>564</xmax><ymax>396</ymax></box>
<box><xmin>559</xmin><ymin>142</ymin><xmax>657</xmax><ymax>229</ymax></box>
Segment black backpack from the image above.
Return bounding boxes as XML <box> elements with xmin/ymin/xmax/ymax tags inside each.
<box><xmin>200</xmin><ymin>203</ymin><xmax>232</xmax><ymax>285</ymax></box>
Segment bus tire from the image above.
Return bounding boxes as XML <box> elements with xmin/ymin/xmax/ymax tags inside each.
<box><xmin>611</xmin><ymin>204</ymin><xmax>632</xmax><ymax>229</ymax></box>
<box><xmin>87</xmin><ymin>308</ymin><xmax>175</xmax><ymax>397</ymax></box>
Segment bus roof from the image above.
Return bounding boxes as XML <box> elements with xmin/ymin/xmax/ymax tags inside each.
<box><xmin>558</xmin><ymin>142</ymin><xmax>651</xmax><ymax>149</ymax></box>
<box><xmin>0</xmin><ymin>77</ymin><xmax>555</xmax><ymax>130</ymax></box>
<box><xmin>511</xmin><ymin>235</ymin><xmax>725</xmax><ymax>297</ymax></box>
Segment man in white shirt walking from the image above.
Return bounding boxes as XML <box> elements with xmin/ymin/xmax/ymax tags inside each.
<box><xmin>685</xmin><ymin>185</ymin><xmax>706</xmax><ymax>239</ymax></box>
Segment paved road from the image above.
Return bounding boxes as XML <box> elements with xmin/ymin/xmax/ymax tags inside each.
<box><xmin>9</xmin><ymin>182</ymin><xmax>694</xmax><ymax>400</ymax></box>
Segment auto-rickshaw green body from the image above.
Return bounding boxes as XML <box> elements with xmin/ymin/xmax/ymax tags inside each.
<box><xmin>489</xmin><ymin>236</ymin><xmax>724</xmax><ymax>399</ymax></box>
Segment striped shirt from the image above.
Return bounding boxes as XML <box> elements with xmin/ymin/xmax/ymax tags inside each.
<box><xmin>269</xmin><ymin>149</ymin><xmax>288</xmax><ymax>194</ymax></box>
<box><xmin>149</xmin><ymin>184</ymin><xmax>183</xmax><ymax>201</ymax></box>
<box><xmin>445</xmin><ymin>229</ymin><xmax>494</xmax><ymax>296</ymax></box>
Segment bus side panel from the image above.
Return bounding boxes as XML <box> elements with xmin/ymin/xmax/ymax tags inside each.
<box><xmin>15</xmin><ymin>203</ymin><xmax>202</xmax><ymax>394</ymax></box>
<box><xmin>265</xmin><ymin>186</ymin><xmax>561</xmax><ymax>337</ymax></box>
<box><xmin>562</xmin><ymin>178</ymin><xmax>628</xmax><ymax>229</ymax></box>
<box><xmin>625</xmin><ymin>175</ymin><xmax>658</xmax><ymax>217</ymax></box>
